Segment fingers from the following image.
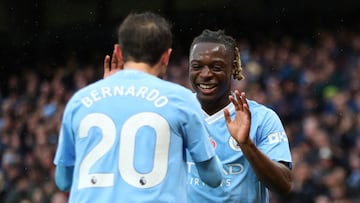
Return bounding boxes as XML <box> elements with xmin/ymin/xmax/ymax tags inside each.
<box><xmin>113</xmin><ymin>44</ymin><xmax>124</xmax><ymax>71</ymax></box>
<box><xmin>240</xmin><ymin>92</ymin><xmax>249</xmax><ymax>112</ymax></box>
<box><xmin>230</xmin><ymin>90</ymin><xmax>249</xmax><ymax>112</ymax></box>
<box><xmin>231</xmin><ymin>90</ymin><xmax>243</xmax><ymax>111</ymax></box>
<box><xmin>229</xmin><ymin>95</ymin><xmax>236</xmax><ymax>109</ymax></box>
<box><xmin>111</xmin><ymin>48</ymin><xmax>117</xmax><ymax>69</ymax></box>
<box><xmin>224</xmin><ymin>108</ymin><xmax>231</xmax><ymax>124</ymax></box>
<box><xmin>240</xmin><ymin>92</ymin><xmax>248</xmax><ymax>107</ymax></box>
<box><xmin>104</xmin><ymin>55</ymin><xmax>111</xmax><ymax>77</ymax></box>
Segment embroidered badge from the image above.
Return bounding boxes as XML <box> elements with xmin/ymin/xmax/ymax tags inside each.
<box><xmin>228</xmin><ymin>136</ymin><xmax>242</xmax><ymax>151</ymax></box>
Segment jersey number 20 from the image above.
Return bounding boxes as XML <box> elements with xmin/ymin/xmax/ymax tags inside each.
<box><xmin>78</xmin><ymin>112</ymin><xmax>170</xmax><ymax>189</ymax></box>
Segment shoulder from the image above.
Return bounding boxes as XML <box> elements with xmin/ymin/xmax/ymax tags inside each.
<box><xmin>162</xmin><ymin>80</ymin><xmax>197</xmax><ymax>99</ymax></box>
<box><xmin>246</xmin><ymin>99</ymin><xmax>286</xmax><ymax>133</ymax></box>
<box><xmin>66</xmin><ymin>79</ymin><xmax>104</xmax><ymax>105</ymax></box>
<box><xmin>247</xmin><ymin>99</ymin><xmax>280</xmax><ymax>118</ymax></box>
<box><xmin>247</xmin><ymin>99</ymin><xmax>270</xmax><ymax>112</ymax></box>
<box><xmin>159</xmin><ymin>81</ymin><xmax>201</xmax><ymax>112</ymax></box>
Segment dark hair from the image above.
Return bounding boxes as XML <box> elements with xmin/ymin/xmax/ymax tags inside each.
<box><xmin>190</xmin><ymin>29</ymin><xmax>244</xmax><ymax>80</ymax></box>
<box><xmin>118</xmin><ymin>12</ymin><xmax>172</xmax><ymax>66</ymax></box>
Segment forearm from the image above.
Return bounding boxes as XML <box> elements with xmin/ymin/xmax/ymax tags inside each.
<box><xmin>239</xmin><ymin>141</ymin><xmax>292</xmax><ymax>194</ymax></box>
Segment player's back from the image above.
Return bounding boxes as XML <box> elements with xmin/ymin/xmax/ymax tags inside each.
<box><xmin>63</xmin><ymin>69</ymin><xmax>212</xmax><ymax>203</ymax></box>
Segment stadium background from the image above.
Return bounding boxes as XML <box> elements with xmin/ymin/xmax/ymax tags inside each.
<box><xmin>1</xmin><ymin>0</ymin><xmax>360</xmax><ymax>202</ymax></box>
<box><xmin>1</xmin><ymin>0</ymin><xmax>360</xmax><ymax>76</ymax></box>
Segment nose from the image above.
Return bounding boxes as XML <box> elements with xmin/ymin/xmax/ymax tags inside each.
<box><xmin>199</xmin><ymin>66</ymin><xmax>212</xmax><ymax>77</ymax></box>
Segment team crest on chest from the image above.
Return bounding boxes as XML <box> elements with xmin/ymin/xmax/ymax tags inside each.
<box><xmin>229</xmin><ymin>137</ymin><xmax>242</xmax><ymax>151</ymax></box>
<box><xmin>209</xmin><ymin>136</ymin><xmax>217</xmax><ymax>149</ymax></box>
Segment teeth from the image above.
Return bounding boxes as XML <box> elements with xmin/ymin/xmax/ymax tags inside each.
<box><xmin>199</xmin><ymin>84</ymin><xmax>215</xmax><ymax>89</ymax></box>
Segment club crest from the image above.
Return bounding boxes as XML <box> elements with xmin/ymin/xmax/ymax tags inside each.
<box><xmin>209</xmin><ymin>136</ymin><xmax>217</xmax><ymax>149</ymax></box>
<box><xmin>229</xmin><ymin>136</ymin><xmax>242</xmax><ymax>151</ymax></box>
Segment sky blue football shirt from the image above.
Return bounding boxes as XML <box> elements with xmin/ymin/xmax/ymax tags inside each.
<box><xmin>54</xmin><ymin>70</ymin><xmax>216</xmax><ymax>203</ymax></box>
<box><xmin>187</xmin><ymin>99</ymin><xmax>292</xmax><ymax>203</ymax></box>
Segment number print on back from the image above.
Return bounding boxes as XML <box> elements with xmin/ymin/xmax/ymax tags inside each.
<box><xmin>119</xmin><ymin>112</ymin><xmax>170</xmax><ymax>188</ymax></box>
<box><xmin>77</xmin><ymin>112</ymin><xmax>170</xmax><ymax>189</ymax></box>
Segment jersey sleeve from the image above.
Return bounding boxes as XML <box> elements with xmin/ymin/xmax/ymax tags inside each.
<box><xmin>180</xmin><ymin>93</ymin><xmax>216</xmax><ymax>163</ymax></box>
<box><xmin>53</xmin><ymin>101</ymin><xmax>76</xmax><ymax>167</ymax></box>
<box><xmin>256</xmin><ymin>109</ymin><xmax>292</xmax><ymax>168</ymax></box>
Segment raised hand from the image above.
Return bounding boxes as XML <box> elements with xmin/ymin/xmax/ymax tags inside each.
<box><xmin>224</xmin><ymin>90</ymin><xmax>251</xmax><ymax>145</ymax></box>
<box><xmin>103</xmin><ymin>44</ymin><xmax>123</xmax><ymax>78</ymax></box>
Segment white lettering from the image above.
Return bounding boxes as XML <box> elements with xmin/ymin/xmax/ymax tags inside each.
<box><xmin>113</xmin><ymin>86</ymin><xmax>124</xmax><ymax>96</ymax></box>
<box><xmin>154</xmin><ymin>97</ymin><xmax>168</xmax><ymax>108</ymax></box>
<box><xmin>101</xmin><ymin>87</ymin><xmax>112</xmax><ymax>98</ymax></box>
<box><xmin>90</xmin><ymin>90</ymin><xmax>101</xmax><ymax>101</ymax></box>
<box><xmin>225</xmin><ymin>178</ymin><xmax>231</xmax><ymax>187</ymax></box>
<box><xmin>188</xmin><ymin>177</ymin><xmax>231</xmax><ymax>187</ymax></box>
<box><xmin>187</xmin><ymin>162</ymin><xmax>195</xmax><ymax>173</ymax></box>
<box><xmin>136</xmin><ymin>86</ymin><xmax>149</xmax><ymax>98</ymax></box>
<box><xmin>80</xmin><ymin>85</ymin><xmax>168</xmax><ymax>108</ymax></box>
<box><xmin>268</xmin><ymin>132</ymin><xmax>288</xmax><ymax>144</ymax></box>
<box><xmin>194</xmin><ymin>178</ymin><xmax>200</xmax><ymax>185</ymax></box>
<box><xmin>125</xmin><ymin>86</ymin><xmax>135</xmax><ymax>96</ymax></box>
<box><xmin>146</xmin><ymin>89</ymin><xmax>159</xmax><ymax>101</ymax></box>
<box><xmin>187</xmin><ymin>162</ymin><xmax>244</xmax><ymax>175</ymax></box>
<box><xmin>228</xmin><ymin>163</ymin><xmax>244</xmax><ymax>175</ymax></box>
<box><xmin>82</xmin><ymin>97</ymin><xmax>93</xmax><ymax>108</ymax></box>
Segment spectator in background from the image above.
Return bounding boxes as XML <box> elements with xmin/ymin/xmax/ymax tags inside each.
<box><xmin>2</xmin><ymin>24</ymin><xmax>360</xmax><ymax>203</ymax></box>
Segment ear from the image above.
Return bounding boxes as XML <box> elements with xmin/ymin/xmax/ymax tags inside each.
<box><xmin>160</xmin><ymin>48</ymin><xmax>172</xmax><ymax>66</ymax></box>
<box><xmin>114</xmin><ymin>44</ymin><xmax>123</xmax><ymax>62</ymax></box>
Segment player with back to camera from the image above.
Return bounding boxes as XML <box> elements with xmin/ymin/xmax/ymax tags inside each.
<box><xmin>53</xmin><ymin>12</ymin><xmax>249</xmax><ymax>203</ymax></box>
<box><xmin>104</xmin><ymin>29</ymin><xmax>293</xmax><ymax>203</ymax></box>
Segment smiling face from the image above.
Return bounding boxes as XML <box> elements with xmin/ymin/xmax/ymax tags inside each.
<box><xmin>189</xmin><ymin>42</ymin><xmax>234</xmax><ymax>115</ymax></box>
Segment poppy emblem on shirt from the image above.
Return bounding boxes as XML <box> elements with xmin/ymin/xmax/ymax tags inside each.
<box><xmin>229</xmin><ymin>137</ymin><xmax>242</xmax><ymax>151</ymax></box>
<box><xmin>209</xmin><ymin>136</ymin><xmax>217</xmax><ymax>149</ymax></box>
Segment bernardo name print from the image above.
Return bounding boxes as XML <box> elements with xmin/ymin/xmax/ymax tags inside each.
<box><xmin>81</xmin><ymin>85</ymin><xmax>169</xmax><ymax>108</ymax></box>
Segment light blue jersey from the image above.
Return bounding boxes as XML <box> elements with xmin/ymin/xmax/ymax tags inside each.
<box><xmin>54</xmin><ymin>70</ymin><xmax>216</xmax><ymax>203</ymax></box>
<box><xmin>187</xmin><ymin>99</ymin><xmax>292</xmax><ymax>203</ymax></box>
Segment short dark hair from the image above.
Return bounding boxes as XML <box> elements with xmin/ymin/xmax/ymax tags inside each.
<box><xmin>190</xmin><ymin>29</ymin><xmax>236</xmax><ymax>52</ymax></box>
<box><xmin>118</xmin><ymin>12</ymin><xmax>172</xmax><ymax>66</ymax></box>
<box><xmin>190</xmin><ymin>29</ymin><xmax>244</xmax><ymax>80</ymax></box>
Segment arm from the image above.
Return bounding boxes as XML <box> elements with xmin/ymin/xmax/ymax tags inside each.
<box><xmin>224</xmin><ymin>90</ymin><xmax>292</xmax><ymax>194</ymax></box>
<box><xmin>55</xmin><ymin>165</ymin><xmax>74</xmax><ymax>192</ymax></box>
<box><xmin>194</xmin><ymin>156</ymin><xmax>223</xmax><ymax>188</ymax></box>
<box><xmin>238</xmin><ymin>141</ymin><xmax>291</xmax><ymax>194</ymax></box>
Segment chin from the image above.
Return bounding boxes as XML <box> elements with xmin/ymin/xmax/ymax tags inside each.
<box><xmin>196</xmin><ymin>94</ymin><xmax>215</xmax><ymax>103</ymax></box>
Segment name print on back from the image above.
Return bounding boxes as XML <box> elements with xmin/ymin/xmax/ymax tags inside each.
<box><xmin>81</xmin><ymin>85</ymin><xmax>169</xmax><ymax>108</ymax></box>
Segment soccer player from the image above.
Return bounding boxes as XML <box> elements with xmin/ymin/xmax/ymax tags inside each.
<box><xmin>101</xmin><ymin>29</ymin><xmax>292</xmax><ymax>202</ymax></box>
<box><xmin>186</xmin><ymin>29</ymin><xmax>292</xmax><ymax>203</ymax></box>
<box><xmin>53</xmin><ymin>12</ymin><xmax>228</xmax><ymax>203</ymax></box>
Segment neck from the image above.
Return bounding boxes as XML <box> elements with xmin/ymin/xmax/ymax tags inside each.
<box><xmin>202</xmin><ymin>102</ymin><xmax>229</xmax><ymax>116</ymax></box>
<box><xmin>123</xmin><ymin>61</ymin><xmax>161</xmax><ymax>77</ymax></box>
<box><xmin>199</xmin><ymin>91</ymin><xmax>232</xmax><ymax>115</ymax></box>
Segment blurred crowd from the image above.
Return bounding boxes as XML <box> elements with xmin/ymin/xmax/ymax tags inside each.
<box><xmin>1</xmin><ymin>28</ymin><xmax>360</xmax><ymax>203</ymax></box>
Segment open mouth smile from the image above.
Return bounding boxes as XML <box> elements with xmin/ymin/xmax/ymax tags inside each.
<box><xmin>198</xmin><ymin>84</ymin><xmax>217</xmax><ymax>94</ymax></box>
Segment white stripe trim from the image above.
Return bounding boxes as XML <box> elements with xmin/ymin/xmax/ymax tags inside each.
<box><xmin>203</xmin><ymin>103</ymin><xmax>234</xmax><ymax>124</ymax></box>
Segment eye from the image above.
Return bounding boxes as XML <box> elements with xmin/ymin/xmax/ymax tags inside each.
<box><xmin>211</xmin><ymin>65</ymin><xmax>224</xmax><ymax>72</ymax></box>
<box><xmin>190</xmin><ymin>63</ymin><xmax>201</xmax><ymax>70</ymax></box>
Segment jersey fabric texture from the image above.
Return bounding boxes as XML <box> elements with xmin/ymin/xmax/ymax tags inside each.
<box><xmin>187</xmin><ymin>99</ymin><xmax>292</xmax><ymax>203</ymax></box>
<box><xmin>54</xmin><ymin>70</ymin><xmax>216</xmax><ymax>203</ymax></box>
